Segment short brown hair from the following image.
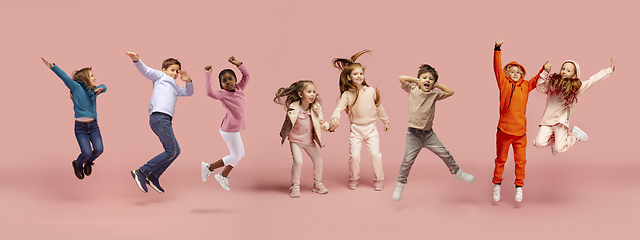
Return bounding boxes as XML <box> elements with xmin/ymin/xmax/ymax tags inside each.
<box><xmin>162</xmin><ymin>58</ymin><xmax>181</xmax><ymax>70</ymax></box>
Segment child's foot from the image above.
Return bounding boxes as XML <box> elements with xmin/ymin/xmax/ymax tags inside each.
<box><xmin>373</xmin><ymin>180</ymin><xmax>384</xmax><ymax>191</ymax></box>
<box><xmin>215</xmin><ymin>173</ymin><xmax>231</xmax><ymax>191</ymax></box>
<box><xmin>290</xmin><ymin>185</ymin><xmax>301</xmax><ymax>198</ymax></box>
<box><xmin>146</xmin><ymin>174</ymin><xmax>164</xmax><ymax>193</ymax></box>
<box><xmin>312</xmin><ymin>182</ymin><xmax>329</xmax><ymax>194</ymax></box>
<box><xmin>455</xmin><ymin>170</ymin><xmax>475</xmax><ymax>183</ymax></box>
<box><xmin>130</xmin><ymin>170</ymin><xmax>148</xmax><ymax>193</ymax></box>
<box><xmin>572</xmin><ymin>126</ymin><xmax>589</xmax><ymax>142</ymax></box>
<box><xmin>492</xmin><ymin>184</ymin><xmax>501</xmax><ymax>202</ymax></box>
<box><xmin>84</xmin><ymin>161</ymin><xmax>94</xmax><ymax>176</ymax></box>
<box><xmin>392</xmin><ymin>182</ymin><xmax>405</xmax><ymax>201</ymax></box>
<box><xmin>201</xmin><ymin>162</ymin><xmax>213</xmax><ymax>182</ymax></box>
<box><xmin>551</xmin><ymin>146</ymin><xmax>558</xmax><ymax>156</ymax></box>
<box><xmin>515</xmin><ymin>186</ymin><xmax>523</xmax><ymax>202</ymax></box>
<box><xmin>72</xmin><ymin>160</ymin><xmax>85</xmax><ymax>180</ymax></box>
<box><xmin>348</xmin><ymin>180</ymin><xmax>358</xmax><ymax>190</ymax></box>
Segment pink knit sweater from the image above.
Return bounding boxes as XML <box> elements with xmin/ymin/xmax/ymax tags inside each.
<box><xmin>331</xmin><ymin>86</ymin><xmax>389</xmax><ymax>125</ymax></box>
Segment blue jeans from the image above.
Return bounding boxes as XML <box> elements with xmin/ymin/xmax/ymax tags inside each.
<box><xmin>139</xmin><ymin>112</ymin><xmax>181</xmax><ymax>177</ymax></box>
<box><xmin>74</xmin><ymin>120</ymin><xmax>104</xmax><ymax>166</ymax></box>
<box><xmin>397</xmin><ymin>127</ymin><xmax>459</xmax><ymax>184</ymax></box>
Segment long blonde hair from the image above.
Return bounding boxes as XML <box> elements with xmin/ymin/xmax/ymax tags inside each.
<box><xmin>70</xmin><ymin>67</ymin><xmax>95</xmax><ymax>99</ymax></box>
<box><xmin>274</xmin><ymin>80</ymin><xmax>321</xmax><ymax>110</ymax></box>
<box><xmin>331</xmin><ymin>49</ymin><xmax>380</xmax><ymax>112</ymax></box>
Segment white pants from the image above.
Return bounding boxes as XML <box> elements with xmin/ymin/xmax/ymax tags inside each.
<box><xmin>533</xmin><ymin>123</ymin><xmax>577</xmax><ymax>154</ymax></box>
<box><xmin>289</xmin><ymin>141</ymin><xmax>323</xmax><ymax>186</ymax></box>
<box><xmin>220</xmin><ymin>129</ymin><xmax>245</xmax><ymax>167</ymax></box>
<box><xmin>349</xmin><ymin>122</ymin><xmax>383</xmax><ymax>181</ymax></box>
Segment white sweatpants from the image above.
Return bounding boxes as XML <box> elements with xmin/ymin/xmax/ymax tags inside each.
<box><xmin>220</xmin><ymin>129</ymin><xmax>245</xmax><ymax>167</ymax></box>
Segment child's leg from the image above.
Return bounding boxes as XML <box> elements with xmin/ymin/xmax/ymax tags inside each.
<box><xmin>533</xmin><ymin>125</ymin><xmax>554</xmax><ymax>148</ymax></box>
<box><xmin>300</xmin><ymin>142</ymin><xmax>323</xmax><ymax>184</ymax></box>
<box><xmin>553</xmin><ymin>124</ymin><xmax>577</xmax><ymax>153</ymax></box>
<box><xmin>512</xmin><ymin>134</ymin><xmax>527</xmax><ymax>187</ymax></box>
<box><xmin>74</xmin><ymin>121</ymin><xmax>94</xmax><ymax>166</ymax></box>
<box><xmin>397</xmin><ymin>128</ymin><xmax>423</xmax><ymax>184</ymax></box>
<box><xmin>86</xmin><ymin>121</ymin><xmax>104</xmax><ymax>163</ymax></box>
<box><xmin>218</xmin><ymin>130</ymin><xmax>245</xmax><ymax>177</ymax></box>
<box><xmin>422</xmin><ymin>129</ymin><xmax>460</xmax><ymax>174</ymax></box>
<box><xmin>289</xmin><ymin>141</ymin><xmax>305</xmax><ymax>186</ymax></box>
<box><xmin>493</xmin><ymin>129</ymin><xmax>512</xmax><ymax>184</ymax></box>
<box><xmin>362</xmin><ymin>123</ymin><xmax>383</xmax><ymax>181</ymax></box>
<box><xmin>348</xmin><ymin>124</ymin><xmax>364</xmax><ymax>181</ymax></box>
<box><xmin>139</xmin><ymin>113</ymin><xmax>180</xmax><ymax>177</ymax></box>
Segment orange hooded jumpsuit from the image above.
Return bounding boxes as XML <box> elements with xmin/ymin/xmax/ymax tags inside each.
<box><xmin>492</xmin><ymin>46</ymin><xmax>542</xmax><ymax>187</ymax></box>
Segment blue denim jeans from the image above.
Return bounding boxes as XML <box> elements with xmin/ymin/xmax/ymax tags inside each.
<box><xmin>138</xmin><ymin>112</ymin><xmax>181</xmax><ymax>177</ymax></box>
<box><xmin>397</xmin><ymin>127</ymin><xmax>459</xmax><ymax>184</ymax></box>
<box><xmin>74</xmin><ymin>120</ymin><xmax>104</xmax><ymax>166</ymax></box>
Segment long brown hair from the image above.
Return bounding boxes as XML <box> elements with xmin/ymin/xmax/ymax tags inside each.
<box><xmin>274</xmin><ymin>80</ymin><xmax>321</xmax><ymax>110</ymax></box>
<box><xmin>332</xmin><ymin>49</ymin><xmax>380</xmax><ymax>112</ymax></box>
<box><xmin>70</xmin><ymin>67</ymin><xmax>95</xmax><ymax>99</ymax></box>
<box><xmin>548</xmin><ymin>72</ymin><xmax>581</xmax><ymax>105</ymax></box>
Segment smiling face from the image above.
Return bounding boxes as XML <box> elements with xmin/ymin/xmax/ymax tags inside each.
<box><xmin>162</xmin><ymin>64</ymin><xmax>180</xmax><ymax>79</ymax></box>
<box><xmin>220</xmin><ymin>72</ymin><xmax>237</xmax><ymax>91</ymax></box>
<box><xmin>560</xmin><ymin>62</ymin><xmax>577</xmax><ymax>79</ymax></box>
<box><xmin>507</xmin><ymin>65</ymin><xmax>523</xmax><ymax>81</ymax></box>
<box><xmin>347</xmin><ymin>67</ymin><xmax>365</xmax><ymax>87</ymax></box>
<box><xmin>298</xmin><ymin>83</ymin><xmax>317</xmax><ymax>105</ymax></box>
<box><xmin>419</xmin><ymin>72</ymin><xmax>436</xmax><ymax>91</ymax></box>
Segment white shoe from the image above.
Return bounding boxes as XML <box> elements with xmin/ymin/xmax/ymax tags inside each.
<box><xmin>572</xmin><ymin>126</ymin><xmax>589</xmax><ymax>142</ymax></box>
<box><xmin>455</xmin><ymin>170</ymin><xmax>475</xmax><ymax>183</ymax></box>
<box><xmin>551</xmin><ymin>146</ymin><xmax>558</xmax><ymax>156</ymax></box>
<box><xmin>515</xmin><ymin>187</ymin><xmax>523</xmax><ymax>202</ymax></box>
<box><xmin>215</xmin><ymin>173</ymin><xmax>230</xmax><ymax>191</ymax></box>
<box><xmin>201</xmin><ymin>162</ymin><xmax>213</xmax><ymax>182</ymax></box>
<box><xmin>492</xmin><ymin>184</ymin><xmax>501</xmax><ymax>202</ymax></box>
<box><xmin>392</xmin><ymin>182</ymin><xmax>405</xmax><ymax>201</ymax></box>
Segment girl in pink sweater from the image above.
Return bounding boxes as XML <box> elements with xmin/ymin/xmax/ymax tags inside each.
<box><xmin>274</xmin><ymin>80</ymin><xmax>331</xmax><ymax>198</ymax></box>
<box><xmin>201</xmin><ymin>56</ymin><xmax>249</xmax><ymax>191</ymax></box>
<box><xmin>533</xmin><ymin>59</ymin><xmax>615</xmax><ymax>155</ymax></box>
<box><xmin>330</xmin><ymin>50</ymin><xmax>390</xmax><ymax>191</ymax></box>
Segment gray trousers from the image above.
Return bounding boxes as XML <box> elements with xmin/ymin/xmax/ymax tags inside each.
<box><xmin>397</xmin><ymin>128</ymin><xmax>460</xmax><ymax>184</ymax></box>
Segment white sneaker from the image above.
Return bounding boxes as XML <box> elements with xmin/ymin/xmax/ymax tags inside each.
<box><xmin>215</xmin><ymin>173</ymin><xmax>230</xmax><ymax>191</ymax></box>
<box><xmin>201</xmin><ymin>162</ymin><xmax>213</xmax><ymax>182</ymax></box>
<box><xmin>455</xmin><ymin>170</ymin><xmax>475</xmax><ymax>183</ymax></box>
<box><xmin>515</xmin><ymin>187</ymin><xmax>523</xmax><ymax>202</ymax></box>
<box><xmin>572</xmin><ymin>126</ymin><xmax>589</xmax><ymax>142</ymax></box>
<box><xmin>392</xmin><ymin>182</ymin><xmax>405</xmax><ymax>201</ymax></box>
<box><xmin>492</xmin><ymin>184</ymin><xmax>501</xmax><ymax>202</ymax></box>
<box><xmin>551</xmin><ymin>146</ymin><xmax>558</xmax><ymax>156</ymax></box>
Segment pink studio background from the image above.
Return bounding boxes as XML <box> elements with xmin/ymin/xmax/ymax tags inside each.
<box><xmin>1</xmin><ymin>0</ymin><xmax>639</xmax><ymax>239</ymax></box>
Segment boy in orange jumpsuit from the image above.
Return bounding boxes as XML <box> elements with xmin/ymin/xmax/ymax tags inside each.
<box><xmin>492</xmin><ymin>39</ymin><xmax>543</xmax><ymax>202</ymax></box>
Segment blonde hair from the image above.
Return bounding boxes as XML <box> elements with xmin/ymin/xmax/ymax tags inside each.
<box><xmin>503</xmin><ymin>64</ymin><xmax>524</xmax><ymax>76</ymax></box>
<box><xmin>70</xmin><ymin>67</ymin><xmax>95</xmax><ymax>99</ymax></box>
<box><xmin>274</xmin><ymin>80</ymin><xmax>321</xmax><ymax>110</ymax></box>
<box><xmin>331</xmin><ymin>49</ymin><xmax>380</xmax><ymax>112</ymax></box>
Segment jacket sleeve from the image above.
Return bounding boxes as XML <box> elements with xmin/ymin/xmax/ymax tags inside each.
<box><xmin>536</xmin><ymin>70</ymin><xmax>550</xmax><ymax>94</ymax></box>
<box><xmin>330</xmin><ymin>92</ymin><xmax>349</xmax><ymax>123</ymax></box>
<box><xmin>527</xmin><ymin>67</ymin><xmax>544</xmax><ymax>92</ymax></box>
<box><xmin>134</xmin><ymin>60</ymin><xmax>164</xmax><ymax>82</ymax></box>
<box><xmin>177</xmin><ymin>82</ymin><xmax>194</xmax><ymax>97</ymax></box>
<box><xmin>493</xmin><ymin>48</ymin><xmax>505</xmax><ymax>89</ymax></box>
<box><xmin>96</xmin><ymin>84</ymin><xmax>107</xmax><ymax>95</ymax></box>
<box><xmin>51</xmin><ymin>64</ymin><xmax>83</xmax><ymax>93</ymax></box>
<box><xmin>577</xmin><ymin>67</ymin><xmax>614</xmax><ymax>96</ymax></box>
<box><xmin>205</xmin><ymin>73</ymin><xmax>223</xmax><ymax>99</ymax></box>
<box><xmin>314</xmin><ymin>104</ymin><xmax>330</xmax><ymax>131</ymax></box>
<box><xmin>235</xmin><ymin>64</ymin><xmax>250</xmax><ymax>91</ymax></box>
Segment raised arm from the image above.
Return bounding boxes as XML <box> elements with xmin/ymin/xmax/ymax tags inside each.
<box><xmin>527</xmin><ymin>61</ymin><xmax>548</xmax><ymax>92</ymax></box>
<box><xmin>125</xmin><ymin>51</ymin><xmax>163</xmax><ymax>81</ymax></box>
<box><xmin>42</xmin><ymin>57</ymin><xmax>82</xmax><ymax>92</ymax></box>
<box><xmin>399</xmin><ymin>75</ymin><xmax>428</xmax><ymax>92</ymax></box>
<box><xmin>231</xmin><ymin>56</ymin><xmax>250</xmax><ymax>91</ymax></box>
<box><xmin>434</xmin><ymin>82</ymin><xmax>454</xmax><ymax>98</ymax></box>
<box><xmin>493</xmin><ymin>39</ymin><xmax>506</xmax><ymax>86</ymax></box>
<box><xmin>577</xmin><ymin>58</ymin><xmax>615</xmax><ymax>96</ymax></box>
<box><xmin>536</xmin><ymin>61</ymin><xmax>552</xmax><ymax>94</ymax></box>
<box><xmin>204</xmin><ymin>66</ymin><xmax>222</xmax><ymax>99</ymax></box>
<box><xmin>177</xmin><ymin>70</ymin><xmax>194</xmax><ymax>96</ymax></box>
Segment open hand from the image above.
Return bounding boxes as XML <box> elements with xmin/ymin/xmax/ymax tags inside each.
<box><xmin>543</xmin><ymin>60</ymin><xmax>551</xmax><ymax>72</ymax></box>
<box><xmin>610</xmin><ymin>58</ymin><xmax>615</xmax><ymax>72</ymax></box>
<box><xmin>204</xmin><ymin>65</ymin><xmax>212</xmax><ymax>74</ymax></box>
<box><xmin>228</xmin><ymin>56</ymin><xmax>241</xmax><ymax>67</ymax></box>
<box><xmin>179</xmin><ymin>70</ymin><xmax>191</xmax><ymax>82</ymax></box>
<box><xmin>125</xmin><ymin>51</ymin><xmax>140</xmax><ymax>62</ymax></box>
<box><xmin>495</xmin><ymin>38</ymin><xmax>504</xmax><ymax>47</ymax></box>
<box><xmin>41</xmin><ymin>57</ymin><xmax>54</xmax><ymax>68</ymax></box>
<box><xmin>94</xmin><ymin>87</ymin><xmax>104</xmax><ymax>94</ymax></box>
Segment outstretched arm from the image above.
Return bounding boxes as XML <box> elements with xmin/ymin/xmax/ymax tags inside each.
<box><xmin>577</xmin><ymin>58</ymin><xmax>616</xmax><ymax>95</ymax></box>
<box><xmin>42</xmin><ymin>57</ymin><xmax>82</xmax><ymax>92</ymax></box>
<box><xmin>125</xmin><ymin>51</ymin><xmax>163</xmax><ymax>81</ymax></box>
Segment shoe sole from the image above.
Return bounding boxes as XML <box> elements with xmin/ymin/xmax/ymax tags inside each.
<box><xmin>573</xmin><ymin>126</ymin><xmax>589</xmax><ymax>142</ymax></box>
<box><xmin>493</xmin><ymin>195</ymin><xmax>501</xmax><ymax>202</ymax></box>
<box><xmin>72</xmin><ymin>161</ymin><xmax>85</xmax><ymax>180</ymax></box>
<box><xmin>130</xmin><ymin>171</ymin><xmax>148</xmax><ymax>193</ymax></box>
<box><xmin>374</xmin><ymin>187</ymin><xmax>384</xmax><ymax>191</ymax></box>
<box><xmin>215</xmin><ymin>174</ymin><xmax>231</xmax><ymax>191</ymax></box>
<box><xmin>312</xmin><ymin>188</ymin><xmax>328</xmax><ymax>194</ymax></box>
<box><xmin>146</xmin><ymin>179</ymin><xmax>164</xmax><ymax>194</ymax></box>
<box><xmin>392</xmin><ymin>195</ymin><xmax>402</xmax><ymax>201</ymax></box>
<box><xmin>201</xmin><ymin>162</ymin><xmax>210</xmax><ymax>182</ymax></box>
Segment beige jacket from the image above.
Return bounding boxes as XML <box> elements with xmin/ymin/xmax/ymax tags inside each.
<box><xmin>279</xmin><ymin>101</ymin><xmax>330</xmax><ymax>147</ymax></box>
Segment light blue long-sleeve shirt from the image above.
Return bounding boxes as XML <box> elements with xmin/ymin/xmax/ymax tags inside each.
<box><xmin>51</xmin><ymin>64</ymin><xmax>107</xmax><ymax>119</ymax></box>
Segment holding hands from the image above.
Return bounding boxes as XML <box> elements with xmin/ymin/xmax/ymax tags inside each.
<box><xmin>41</xmin><ymin>57</ymin><xmax>54</xmax><ymax>68</ymax></box>
<box><xmin>329</xmin><ymin>119</ymin><xmax>339</xmax><ymax>132</ymax></box>
<box><xmin>125</xmin><ymin>51</ymin><xmax>140</xmax><ymax>62</ymax></box>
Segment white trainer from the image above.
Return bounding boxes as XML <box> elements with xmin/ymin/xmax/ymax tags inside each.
<box><xmin>392</xmin><ymin>182</ymin><xmax>405</xmax><ymax>201</ymax></box>
<box><xmin>201</xmin><ymin>162</ymin><xmax>213</xmax><ymax>182</ymax></box>
<box><xmin>551</xmin><ymin>146</ymin><xmax>558</xmax><ymax>156</ymax></box>
<box><xmin>572</xmin><ymin>126</ymin><xmax>589</xmax><ymax>142</ymax></box>
<box><xmin>492</xmin><ymin>184</ymin><xmax>501</xmax><ymax>202</ymax></box>
<box><xmin>455</xmin><ymin>170</ymin><xmax>476</xmax><ymax>183</ymax></box>
<box><xmin>515</xmin><ymin>187</ymin><xmax>523</xmax><ymax>202</ymax></box>
<box><xmin>215</xmin><ymin>173</ymin><xmax>231</xmax><ymax>191</ymax></box>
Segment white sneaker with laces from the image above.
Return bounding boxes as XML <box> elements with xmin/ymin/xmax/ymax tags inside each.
<box><xmin>515</xmin><ymin>187</ymin><xmax>523</xmax><ymax>202</ymax></box>
<box><xmin>572</xmin><ymin>126</ymin><xmax>589</xmax><ymax>142</ymax></box>
<box><xmin>392</xmin><ymin>182</ymin><xmax>405</xmax><ymax>201</ymax></box>
<box><xmin>201</xmin><ymin>162</ymin><xmax>213</xmax><ymax>182</ymax></box>
<box><xmin>492</xmin><ymin>184</ymin><xmax>501</xmax><ymax>202</ymax></box>
<box><xmin>215</xmin><ymin>173</ymin><xmax>230</xmax><ymax>191</ymax></box>
<box><xmin>455</xmin><ymin>170</ymin><xmax>476</xmax><ymax>183</ymax></box>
